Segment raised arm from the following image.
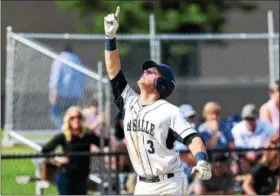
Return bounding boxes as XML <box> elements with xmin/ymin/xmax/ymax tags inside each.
<box><xmin>104</xmin><ymin>6</ymin><xmax>121</xmax><ymax>79</ymax></box>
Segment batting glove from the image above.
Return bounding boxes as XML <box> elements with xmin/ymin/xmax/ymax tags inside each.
<box><xmin>104</xmin><ymin>6</ymin><xmax>120</xmax><ymax>39</ymax></box>
<box><xmin>192</xmin><ymin>160</ymin><xmax>212</xmax><ymax>180</ymax></box>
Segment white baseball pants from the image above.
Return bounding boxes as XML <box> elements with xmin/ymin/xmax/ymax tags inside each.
<box><xmin>134</xmin><ymin>171</ymin><xmax>188</xmax><ymax>195</ymax></box>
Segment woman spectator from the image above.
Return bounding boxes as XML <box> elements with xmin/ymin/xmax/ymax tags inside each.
<box><xmin>41</xmin><ymin>106</ymin><xmax>109</xmax><ymax>195</ymax></box>
<box><xmin>241</xmin><ymin>133</ymin><xmax>280</xmax><ymax>195</ymax></box>
<box><xmin>198</xmin><ymin>102</ymin><xmax>234</xmax><ymax>149</ymax></box>
<box><xmin>260</xmin><ymin>80</ymin><xmax>279</xmax><ymax>133</ymax></box>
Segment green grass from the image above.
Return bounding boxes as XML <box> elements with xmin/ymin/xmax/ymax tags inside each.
<box><xmin>23</xmin><ymin>134</ymin><xmax>53</xmax><ymax>141</ymax></box>
<box><xmin>1</xmin><ymin>129</ymin><xmax>58</xmax><ymax>195</ymax></box>
<box><xmin>2</xmin><ymin>144</ymin><xmax>37</xmax><ymax>153</ymax></box>
<box><xmin>1</xmin><ymin>156</ymin><xmax>58</xmax><ymax>195</ymax></box>
<box><xmin>1</xmin><ymin>130</ymin><xmax>97</xmax><ymax>195</ymax></box>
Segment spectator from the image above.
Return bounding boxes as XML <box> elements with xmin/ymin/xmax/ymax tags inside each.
<box><xmin>82</xmin><ymin>98</ymin><xmax>107</xmax><ymax>136</ymax></box>
<box><xmin>41</xmin><ymin>106</ymin><xmax>109</xmax><ymax>195</ymax></box>
<box><xmin>174</xmin><ymin>104</ymin><xmax>197</xmax><ymax>183</ymax></box>
<box><xmin>83</xmin><ymin>99</ymin><xmax>117</xmax><ymax>173</ymax></box>
<box><xmin>174</xmin><ymin>104</ymin><xmax>197</xmax><ymax>151</ymax></box>
<box><xmin>173</xmin><ymin>142</ymin><xmax>194</xmax><ymax>186</ymax></box>
<box><xmin>198</xmin><ymin>102</ymin><xmax>234</xmax><ymax>149</ymax></box>
<box><xmin>260</xmin><ymin>80</ymin><xmax>279</xmax><ymax>133</ymax></box>
<box><xmin>232</xmin><ymin>104</ymin><xmax>275</xmax><ymax>164</ymax></box>
<box><xmin>114</xmin><ymin>111</ymin><xmax>136</xmax><ymax>194</ymax></box>
<box><xmin>114</xmin><ymin>111</ymin><xmax>125</xmax><ymax>144</ymax></box>
<box><xmin>48</xmin><ymin>43</ymin><xmax>86</xmax><ymax>129</ymax></box>
<box><xmin>241</xmin><ymin>133</ymin><xmax>280</xmax><ymax>195</ymax></box>
<box><xmin>114</xmin><ymin>112</ymin><xmax>130</xmax><ymax>172</ymax></box>
<box><xmin>179</xmin><ymin>104</ymin><xmax>197</xmax><ymax>128</ymax></box>
<box><xmin>192</xmin><ymin>152</ymin><xmax>234</xmax><ymax>195</ymax></box>
<box><xmin>226</xmin><ymin>114</ymin><xmax>242</xmax><ymax>129</ymax></box>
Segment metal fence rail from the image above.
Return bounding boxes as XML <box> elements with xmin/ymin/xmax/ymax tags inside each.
<box><xmin>2</xmin><ymin>147</ymin><xmax>279</xmax><ymax>159</ymax></box>
<box><xmin>15</xmin><ymin>10</ymin><xmax>279</xmax><ymax>81</ymax></box>
<box><xmin>2</xmin><ymin>147</ymin><xmax>280</xmax><ymax>195</ymax></box>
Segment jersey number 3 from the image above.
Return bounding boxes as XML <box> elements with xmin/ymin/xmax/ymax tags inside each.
<box><xmin>147</xmin><ymin>140</ymin><xmax>155</xmax><ymax>154</ymax></box>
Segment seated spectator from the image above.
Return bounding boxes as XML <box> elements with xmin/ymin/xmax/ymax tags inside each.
<box><xmin>114</xmin><ymin>111</ymin><xmax>136</xmax><ymax>194</ymax></box>
<box><xmin>82</xmin><ymin>98</ymin><xmax>107</xmax><ymax>136</ymax></box>
<box><xmin>41</xmin><ymin>106</ymin><xmax>109</xmax><ymax>195</ymax></box>
<box><xmin>179</xmin><ymin>104</ymin><xmax>197</xmax><ymax>128</ymax></box>
<box><xmin>114</xmin><ymin>111</ymin><xmax>130</xmax><ymax>171</ymax></box>
<box><xmin>259</xmin><ymin>80</ymin><xmax>279</xmax><ymax>133</ymax></box>
<box><xmin>174</xmin><ymin>104</ymin><xmax>197</xmax><ymax>183</ymax></box>
<box><xmin>232</xmin><ymin>104</ymin><xmax>275</xmax><ymax>164</ymax></box>
<box><xmin>198</xmin><ymin>102</ymin><xmax>234</xmax><ymax>149</ymax></box>
<box><xmin>226</xmin><ymin>114</ymin><xmax>242</xmax><ymax>129</ymax></box>
<box><xmin>114</xmin><ymin>111</ymin><xmax>125</xmax><ymax>144</ymax></box>
<box><xmin>82</xmin><ymin>98</ymin><xmax>111</xmax><ymax>154</ymax></box>
<box><xmin>241</xmin><ymin>133</ymin><xmax>280</xmax><ymax>195</ymax></box>
<box><xmin>192</xmin><ymin>152</ymin><xmax>234</xmax><ymax>195</ymax></box>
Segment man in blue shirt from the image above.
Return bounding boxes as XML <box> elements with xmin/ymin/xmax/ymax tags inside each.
<box><xmin>198</xmin><ymin>102</ymin><xmax>235</xmax><ymax>149</ymax></box>
<box><xmin>48</xmin><ymin>44</ymin><xmax>86</xmax><ymax>128</ymax></box>
<box><xmin>174</xmin><ymin>104</ymin><xmax>198</xmax><ymax>185</ymax></box>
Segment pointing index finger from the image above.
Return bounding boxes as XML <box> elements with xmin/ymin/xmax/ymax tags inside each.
<box><xmin>115</xmin><ymin>6</ymin><xmax>120</xmax><ymax>22</ymax></box>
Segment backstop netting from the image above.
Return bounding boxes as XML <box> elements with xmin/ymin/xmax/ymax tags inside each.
<box><xmin>4</xmin><ymin>31</ymin><xmax>111</xmax><ymax>144</ymax></box>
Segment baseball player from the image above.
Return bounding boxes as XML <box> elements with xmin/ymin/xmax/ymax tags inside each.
<box><xmin>104</xmin><ymin>7</ymin><xmax>212</xmax><ymax>195</ymax></box>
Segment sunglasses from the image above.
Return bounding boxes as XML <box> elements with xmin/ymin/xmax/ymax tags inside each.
<box><xmin>187</xmin><ymin>115</ymin><xmax>196</xmax><ymax>119</ymax></box>
<box><xmin>144</xmin><ymin>68</ymin><xmax>160</xmax><ymax>76</ymax></box>
<box><xmin>70</xmin><ymin>115</ymin><xmax>82</xmax><ymax>120</ymax></box>
<box><xmin>245</xmin><ymin>117</ymin><xmax>255</xmax><ymax>121</ymax></box>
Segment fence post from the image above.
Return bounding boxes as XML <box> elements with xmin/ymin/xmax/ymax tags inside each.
<box><xmin>149</xmin><ymin>14</ymin><xmax>156</xmax><ymax>62</ymax></box>
<box><xmin>3</xmin><ymin>26</ymin><xmax>15</xmax><ymax>147</ymax></box>
<box><xmin>267</xmin><ymin>10</ymin><xmax>276</xmax><ymax>86</ymax></box>
<box><xmin>104</xmin><ymin>79</ymin><xmax>113</xmax><ymax>194</ymax></box>
<box><xmin>97</xmin><ymin>61</ymin><xmax>105</xmax><ymax>150</ymax></box>
<box><xmin>149</xmin><ymin>13</ymin><xmax>161</xmax><ymax>64</ymax></box>
<box><xmin>97</xmin><ymin>61</ymin><xmax>105</xmax><ymax>194</ymax></box>
<box><xmin>155</xmin><ymin>39</ymin><xmax>161</xmax><ymax>64</ymax></box>
<box><xmin>115</xmin><ymin>153</ymin><xmax>120</xmax><ymax>195</ymax></box>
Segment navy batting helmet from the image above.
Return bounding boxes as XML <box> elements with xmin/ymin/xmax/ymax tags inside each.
<box><xmin>142</xmin><ymin>60</ymin><xmax>175</xmax><ymax>99</ymax></box>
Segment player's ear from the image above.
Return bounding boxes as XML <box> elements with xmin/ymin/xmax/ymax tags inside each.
<box><xmin>155</xmin><ymin>77</ymin><xmax>168</xmax><ymax>98</ymax></box>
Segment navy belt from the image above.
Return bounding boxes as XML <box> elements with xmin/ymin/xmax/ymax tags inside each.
<box><xmin>139</xmin><ymin>173</ymin><xmax>174</xmax><ymax>183</ymax></box>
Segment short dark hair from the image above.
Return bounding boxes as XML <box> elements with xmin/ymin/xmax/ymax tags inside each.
<box><xmin>89</xmin><ymin>98</ymin><xmax>98</xmax><ymax>107</ymax></box>
<box><xmin>269</xmin><ymin>80</ymin><xmax>279</xmax><ymax>92</ymax></box>
<box><xmin>210</xmin><ymin>152</ymin><xmax>230</xmax><ymax>163</ymax></box>
<box><xmin>64</xmin><ymin>43</ymin><xmax>73</xmax><ymax>52</ymax></box>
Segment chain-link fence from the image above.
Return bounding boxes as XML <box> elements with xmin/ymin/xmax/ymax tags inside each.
<box><xmin>3</xmin><ymin>29</ymin><xmax>111</xmax><ymax>149</ymax></box>
<box><xmin>1</xmin><ymin>151</ymin><xmax>130</xmax><ymax>195</ymax></box>
<box><xmin>9</xmin><ymin>30</ymin><xmax>278</xmax><ymax>118</ymax></box>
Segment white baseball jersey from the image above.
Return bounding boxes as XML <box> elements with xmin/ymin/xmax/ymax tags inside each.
<box><xmin>120</xmin><ymin>83</ymin><xmax>197</xmax><ymax>177</ymax></box>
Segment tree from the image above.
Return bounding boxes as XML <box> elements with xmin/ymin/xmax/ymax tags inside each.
<box><xmin>56</xmin><ymin>0</ymin><xmax>256</xmax><ymax>34</ymax></box>
<box><xmin>56</xmin><ymin>1</ymin><xmax>257</xmax><ymax>77</ymax></box>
